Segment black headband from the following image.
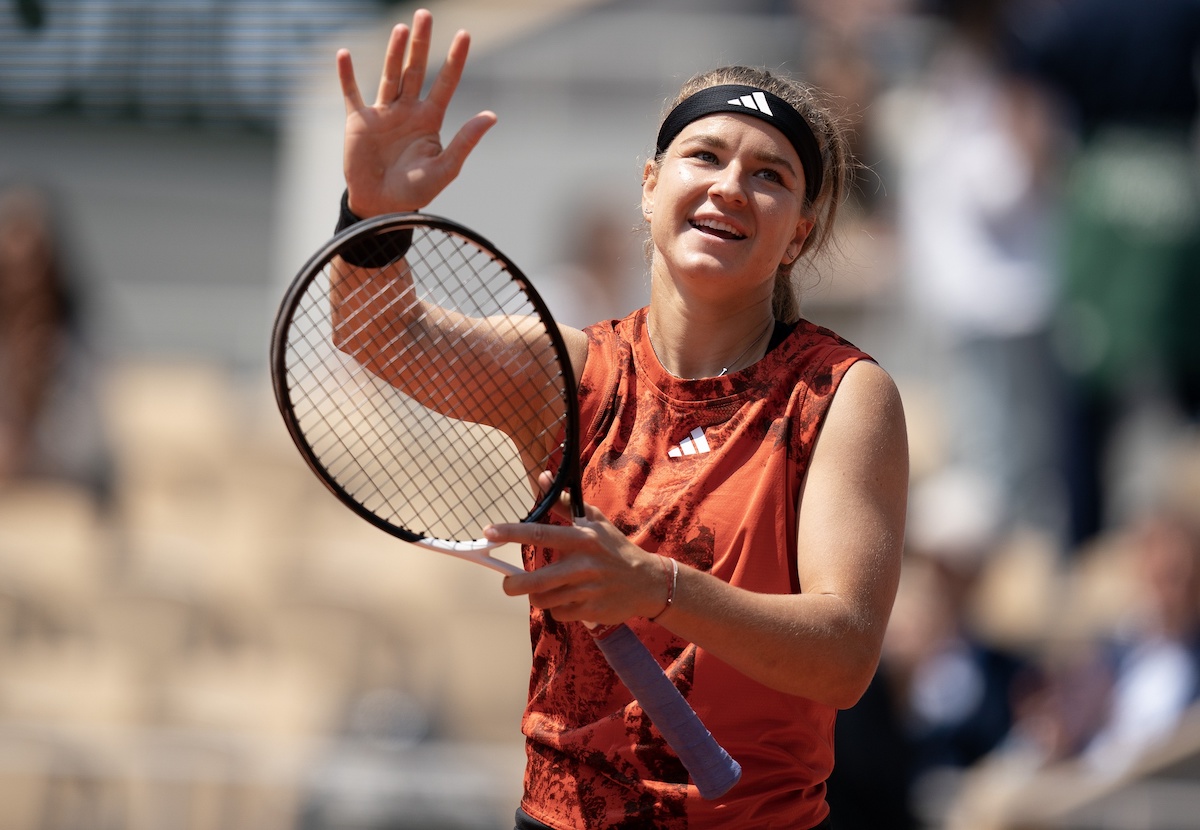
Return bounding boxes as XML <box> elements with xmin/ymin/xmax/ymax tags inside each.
<box><xmin>655</xmin><ymin>84</ymin><xmax>824</xmax><ymax>204</ymax></box>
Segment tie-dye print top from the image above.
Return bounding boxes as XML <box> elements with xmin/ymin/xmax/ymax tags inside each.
<box><xmin>518</xmin><ymin>308</ymin><xmax>869</xmax><ymax>829</ymax></box>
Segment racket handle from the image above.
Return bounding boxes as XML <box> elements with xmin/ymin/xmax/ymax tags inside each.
<box><xmin>592</xmin><ymin>623</ymin><xmax>742</xmax><ymax>800</ymax></box>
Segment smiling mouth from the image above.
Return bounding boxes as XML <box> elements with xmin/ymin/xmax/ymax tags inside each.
<box><xmin>690</xmin><ymin>218</ymin><xmax>746</xmax><ymax>240</ymax></box>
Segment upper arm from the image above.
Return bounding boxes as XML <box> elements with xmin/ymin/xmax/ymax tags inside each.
<box><xmin>559</xmin><ymin>323</ymin><xmax>589</xmax><ymax>388</ymax></box>
<box><xmin>795</xmin><ymin>360</ymin><xmax>909</xmax><ymax>653</ymax></box>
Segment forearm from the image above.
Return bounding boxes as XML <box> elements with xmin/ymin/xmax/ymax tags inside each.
<box><xmin>654</xmin><ymin>562</ymin><xmax>884</xmax><ymax>709</ymax></box>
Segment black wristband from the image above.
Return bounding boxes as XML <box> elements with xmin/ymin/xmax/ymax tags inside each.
<box><xmin>335</xmin><ymin>189</ymin><xmax>413</xmax><ymax>268</ymax></box>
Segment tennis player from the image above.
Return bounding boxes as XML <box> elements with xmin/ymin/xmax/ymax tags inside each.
<box><xmin>335</xmin><ymin>10</ymin><xmax>908</xmax><ymax>829</ymax></box>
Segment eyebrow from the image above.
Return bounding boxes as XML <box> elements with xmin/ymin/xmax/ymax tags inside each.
<box><xmin>680</xmin><ymin>131</ymin><xmax>799</xmax><ymax>179</ymax></box>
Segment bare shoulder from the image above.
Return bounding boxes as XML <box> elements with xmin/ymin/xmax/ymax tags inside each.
<box><xmin>811</xmin><ymin>358</ymin><xmax>909</xmax><ymax>490</ymax></box>
<box><xmin>829</xmin><ymin>359</ymin><xmax>906</xmax><ymax>436</ymax></box>
<box><xmin>558</xmin><ymin>324</ymin><xmax>590</xmax><ymax>386</ymax></box>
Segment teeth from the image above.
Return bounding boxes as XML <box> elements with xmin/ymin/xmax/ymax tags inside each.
<box><xmin>693</xmin><ymin>218</ymin><xmax>744</xmax><ymax>237</ymax></box>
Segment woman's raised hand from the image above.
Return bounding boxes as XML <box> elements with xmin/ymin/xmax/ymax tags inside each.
<box><xmin>337</xmin><ymin>8</ymin><xmax>497</xmax><ymax>217</ymax></box>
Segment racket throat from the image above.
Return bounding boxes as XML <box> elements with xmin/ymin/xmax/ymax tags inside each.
<box><xmin>416</xmin><ymin>536</ymin><xmax>525</xmax><ymax>576</ymax></box>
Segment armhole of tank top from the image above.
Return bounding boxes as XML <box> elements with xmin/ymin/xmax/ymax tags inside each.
<box><xmin>579</xmin><ymin>328</ymin><xmax>622</xmax><ymax>451</ymax></box>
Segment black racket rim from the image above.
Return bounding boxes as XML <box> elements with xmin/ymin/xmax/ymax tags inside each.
<box><xmin>269</xmin><ymin>211</ymin><xmax>582</xmax><ymax>547</ymax></box>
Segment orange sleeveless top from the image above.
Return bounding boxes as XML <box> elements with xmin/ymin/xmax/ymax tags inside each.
<box><xmin>519</xmin><ymin>309</ymin><xmax>869</xmax><ymax>829</ymax></box>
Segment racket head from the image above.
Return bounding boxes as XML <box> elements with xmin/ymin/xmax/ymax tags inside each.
<box><xmin>270</xmin><ymin>213</ymin><xmax>580</xmax><ymax>557</ymax></box>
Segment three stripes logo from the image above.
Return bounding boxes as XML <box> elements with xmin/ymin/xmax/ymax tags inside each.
<box><xmin>668</xmin><ymin>426</ymin><xmax>711</xmax><ymax>458</ymax></box>
<box><xmin>727</xmin><ymin>91</ymin><xmax>773</xmax><ymax>117</ymax></box>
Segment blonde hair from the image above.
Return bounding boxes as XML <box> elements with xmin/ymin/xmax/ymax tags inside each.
<box><xmin>651</xmin><ymin>66</ymin><xmax>854</xmax><ymax>323</ymax></box>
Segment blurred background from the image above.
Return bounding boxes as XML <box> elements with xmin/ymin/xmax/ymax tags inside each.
<box><xmin>1</xmin><ymin>0</ymin><xmax>1199</xmax><ymax>827</ymax></box>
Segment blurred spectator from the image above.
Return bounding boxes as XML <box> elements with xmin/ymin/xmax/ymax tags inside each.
<box><xmin>947</xmin><ymin>499</ymin><xmax>1200</xmax><ymax>828</ymax></box>
<box><xmin>0</xmin><ymin>180</ymin><xmax>112</xmax><ymax>502</ymax></box>
<box><xmin>826</xmin><ymin>668</ymin><xmax>919</xmax><ymax>829</ymax></box>
<box><xmin>792</xmin><ymin>0</ymin><xmax>935</xmax><ymax>218</ymax></box>
<box><xmin>1019</xmin><ymin>475</ymin><xmax>1200</xmax><ymax>773</ymax></box>
<box><xmin>1009</xmin><ymin>0</ymin><xmax>1200</xmax><ymax>546</ymax></box>
<box><xmin>535</xmin><ymin>198</ymin><xmax>644</xmax><ymax>330</ymax></box>
<box><xmin>1080</xmin><ymin>506</ymin><xmax>1200</xmax><ymax>776</ymax></box>
<box><xmin>899</xmin><ymin>474</ymin><xmax>1027</xmax><ymax>794</ymax></box>
<box><xmin>890</xmin><ymin>0</ymin><xmax>1067</xmax><ymax>546</ymax></box>
<box><xmin>792</xmin><ymin>0</ymin><xmax>894</xmax><ymax>215</ymax></box>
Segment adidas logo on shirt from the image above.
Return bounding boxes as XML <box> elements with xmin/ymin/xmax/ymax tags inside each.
<box><xmin>727</xmin><ymin>91</ymin><xmax>773</xmax><ymax>116</ymax></box>
<box><xmin>668</xmin><ymin>427</ymin><xmax>711</xmax><ymax>458</ymax></box>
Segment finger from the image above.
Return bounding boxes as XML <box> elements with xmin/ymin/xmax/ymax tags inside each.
<box><xmin>376</xmin><ymin>23</ymin><xmax>410</xmax><ymax>105</ymax></box>
<box><xmin>484</xmin><ymin>519</ymin><xmax>554</xmax><ymax>549</ymax></box>
<box><xmin>399</xmin><ymin>8</ymin><xmax>434</xmax><ymax>99</ymax></box>
<box><xmin>502</xmin><ymin>559</ymin><xmax>579</xmax><ymax>598</ymax></box>
<box><xmin>336</xmin><ymin>49</ymin><xmax>366</xmax><ymax>115</ymax></box>
<box><xmin>437</xmin><ymin>110</ymin><xmax>497</xmax><ymax>179</ymax></box>
<box><xmin>425</xmin><ymin>28</ymin><xmax>471</xmax><ymax>114</ymax></box>
<box><xmin>548</xmin><ymin>487</ymin><xmax>574</xmax><ymax>523</ymax></box>
<box><xmin>530</xmin><ymin>469</ymin><xmax>603</xmax><ymax>526</ymax></box>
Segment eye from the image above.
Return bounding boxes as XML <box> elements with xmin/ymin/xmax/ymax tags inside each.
<box><xmin>756</xmin><ymin>168</ymin><xmax>785</xmax><ymax>184</ymax></box>
<box><xmin>689</xmin><ymin>149</ymin><xmax>719</xmax><ymax>164</ymax></box>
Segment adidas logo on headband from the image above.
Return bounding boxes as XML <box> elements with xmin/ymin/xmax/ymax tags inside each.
<box><xmin>727</xmin><ymin>91</ymin><xmax>773</xmax><ymax>116</ymax></box>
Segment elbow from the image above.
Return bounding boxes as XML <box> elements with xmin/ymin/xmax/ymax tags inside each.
<box><xmin>791</xmin><ymin>634</ymin><xmax>882</xmax><ymax>710</ymax></box>
<box><xmin>830</xmin><ymin>662</ymin><xmax>878</xmax><ymax>710</ymax></box>
<box><xmin>332</xmin><ymin>331</ymin><xmax>357</xmax><ymax>360</ymax></box>
<box><xmin>330</xmin><ymin>311</ymin><xmax>354</xmax><ymax>355</ymax></box>
<box><xmin>330</xmin><ymin>316</ymin><xmax>372</xmax><ymax>365</ymax></box>
<box><xmin>818</xmin><ymin>653</ymin><xmax>880</xmax><ymax>711</ymax></box>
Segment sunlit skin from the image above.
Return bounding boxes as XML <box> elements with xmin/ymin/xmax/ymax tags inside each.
<box><xmin>336</xmin><ymin>7</ymin><xmax>908</xmax><ymax>710</ymax></box>
<box><xmin>640</xmin><ymin>113</ymin><xmax>815</xmax><ymax>381</ymax></box>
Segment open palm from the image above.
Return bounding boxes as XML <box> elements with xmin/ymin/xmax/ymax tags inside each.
<box><xmin>337</xmin><ymin>9</ymin><xmax>496</xmax><ymax>217</ymax></box>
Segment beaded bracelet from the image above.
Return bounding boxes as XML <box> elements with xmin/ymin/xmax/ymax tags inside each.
<box><xmin>650</xmin><ymin>556</ymin><xmax>678</xmax><ymax>621</ymax></box>
<box><xmin>335</xmin><ymin>189</ymin><xmax>413</xmax><ymax>268</ymax></box>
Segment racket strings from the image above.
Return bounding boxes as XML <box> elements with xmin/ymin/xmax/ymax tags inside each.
<box><xmin>281</xmin><ymin>222</ymin><xmax>571</xmax><ymax>542</ymax></box>
<box><xmin>347</xmin><ymin>302</ymin><xmax>532</xmax><ymax>518</ymax></box>
<box><xmin>402</xmin><ymin>233</ymin><xmax>566</xmax><ymax>458</ymax></box>
<box><xmin>362</xmin><ymin>257</ymin><xmax>555</xmax><ymax>454</ymax></box>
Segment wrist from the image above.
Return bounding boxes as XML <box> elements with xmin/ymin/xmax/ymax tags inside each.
<box><xmin>335</xmin><ymin>189</ymin><xmax>413</xmax><ymax>267</ymax></box>
<box><xmin>649</xmin><ymin>555</ymin><xmax>678</xmax><ymax>621</ymax></box>
<box><xmin>337</xmin><ymin>188</ymin><xmax>363</xmax><ymax>231</ymax></box>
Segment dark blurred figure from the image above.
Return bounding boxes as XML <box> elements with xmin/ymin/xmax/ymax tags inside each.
<box><xmin>1010</xmin><ymin>0</ymin><xmax>1200</xmax><ymax>547</ymax></box>
<box><xmin>792</xmin><ymin>0</ymin><xmax>892</xmax><ymax>214</ymax></box>
<box><xmin>0</xmin><ymin>181</ymin><xmax>111</xmax><ymax>501</ymax></box>
<box><xmin>829</xmin><ymin>472</ymin><xmax>1031</xmax><ymax>829</ymax></box>
<box><xmin>792</xmin><ymin>0</ymin><xmax>930</xmax><ymax>220</ymax></box>
<box><xmin>826</xmin><ymin>668</ymin><xmax>918</xmax><ymax>829</ymax></box>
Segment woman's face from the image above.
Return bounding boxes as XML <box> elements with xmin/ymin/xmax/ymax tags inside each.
<box><xmin>642</xmin><ymin>112</ymin><xmax>813</xmax><ymax>302</ymax></box>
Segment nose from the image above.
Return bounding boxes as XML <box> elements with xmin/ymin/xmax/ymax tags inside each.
<box><xmin>708</xmin><ymin>162</ymin><xmax>748</xmax><ymax>206</ymax></box>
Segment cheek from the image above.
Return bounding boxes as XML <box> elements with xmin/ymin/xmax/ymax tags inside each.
<box><xmin>664</xmin><ymin>166</ymin><xmax>702</xmax><ymax>203</ymax></box>
<box><xmin>754</xmin><ymin>205</ymin><xmax>790</xmax><ymax>246</ymax></box>
<box><xmin>757</xmin><ymin>200</ymin><xmax>806</xmax><ymax>247</ymax></box>
<box><xmin>648</xmin><ymin>212</ymin><xmax>673</xmax><ymax>257</ymax></box>
<box><xmin>649</xmin><ymin>172</ymin><xmax>698</xmax><ymax>235</ymax></box>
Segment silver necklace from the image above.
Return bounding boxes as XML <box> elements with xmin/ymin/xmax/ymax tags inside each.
<box><xmin>715</xmin><ymin>317</ymin><xmax>774</xmax><ymax>377</ymax></box>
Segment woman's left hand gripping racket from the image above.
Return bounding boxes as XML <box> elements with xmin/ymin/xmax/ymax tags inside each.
<box><xmin>270</xmin><ymin>212</ymin><xmax>741</xmax><ymax>800</ymax></box>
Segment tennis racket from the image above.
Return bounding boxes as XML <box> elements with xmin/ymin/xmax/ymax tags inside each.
<box><xmin>270</xmin><ymin>211</ymin><xmax>741</xmax><ymax>799</ymax></box>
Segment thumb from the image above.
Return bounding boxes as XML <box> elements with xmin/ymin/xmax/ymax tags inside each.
<box><xmin>440</xmin><ymin>111</ymin><xmax>497</xmax><ymax>175</ymax></box>
<box><xmin>537</xmin><ymin>470</ymin><xmax>577</xmax><ymax>523</ymax></box>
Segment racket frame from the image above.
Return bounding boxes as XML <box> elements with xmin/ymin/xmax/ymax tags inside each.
<box><xmin>270</xmin><ymin>213</ymin><xmax>579</xmax><ymax>573</ymax></box>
